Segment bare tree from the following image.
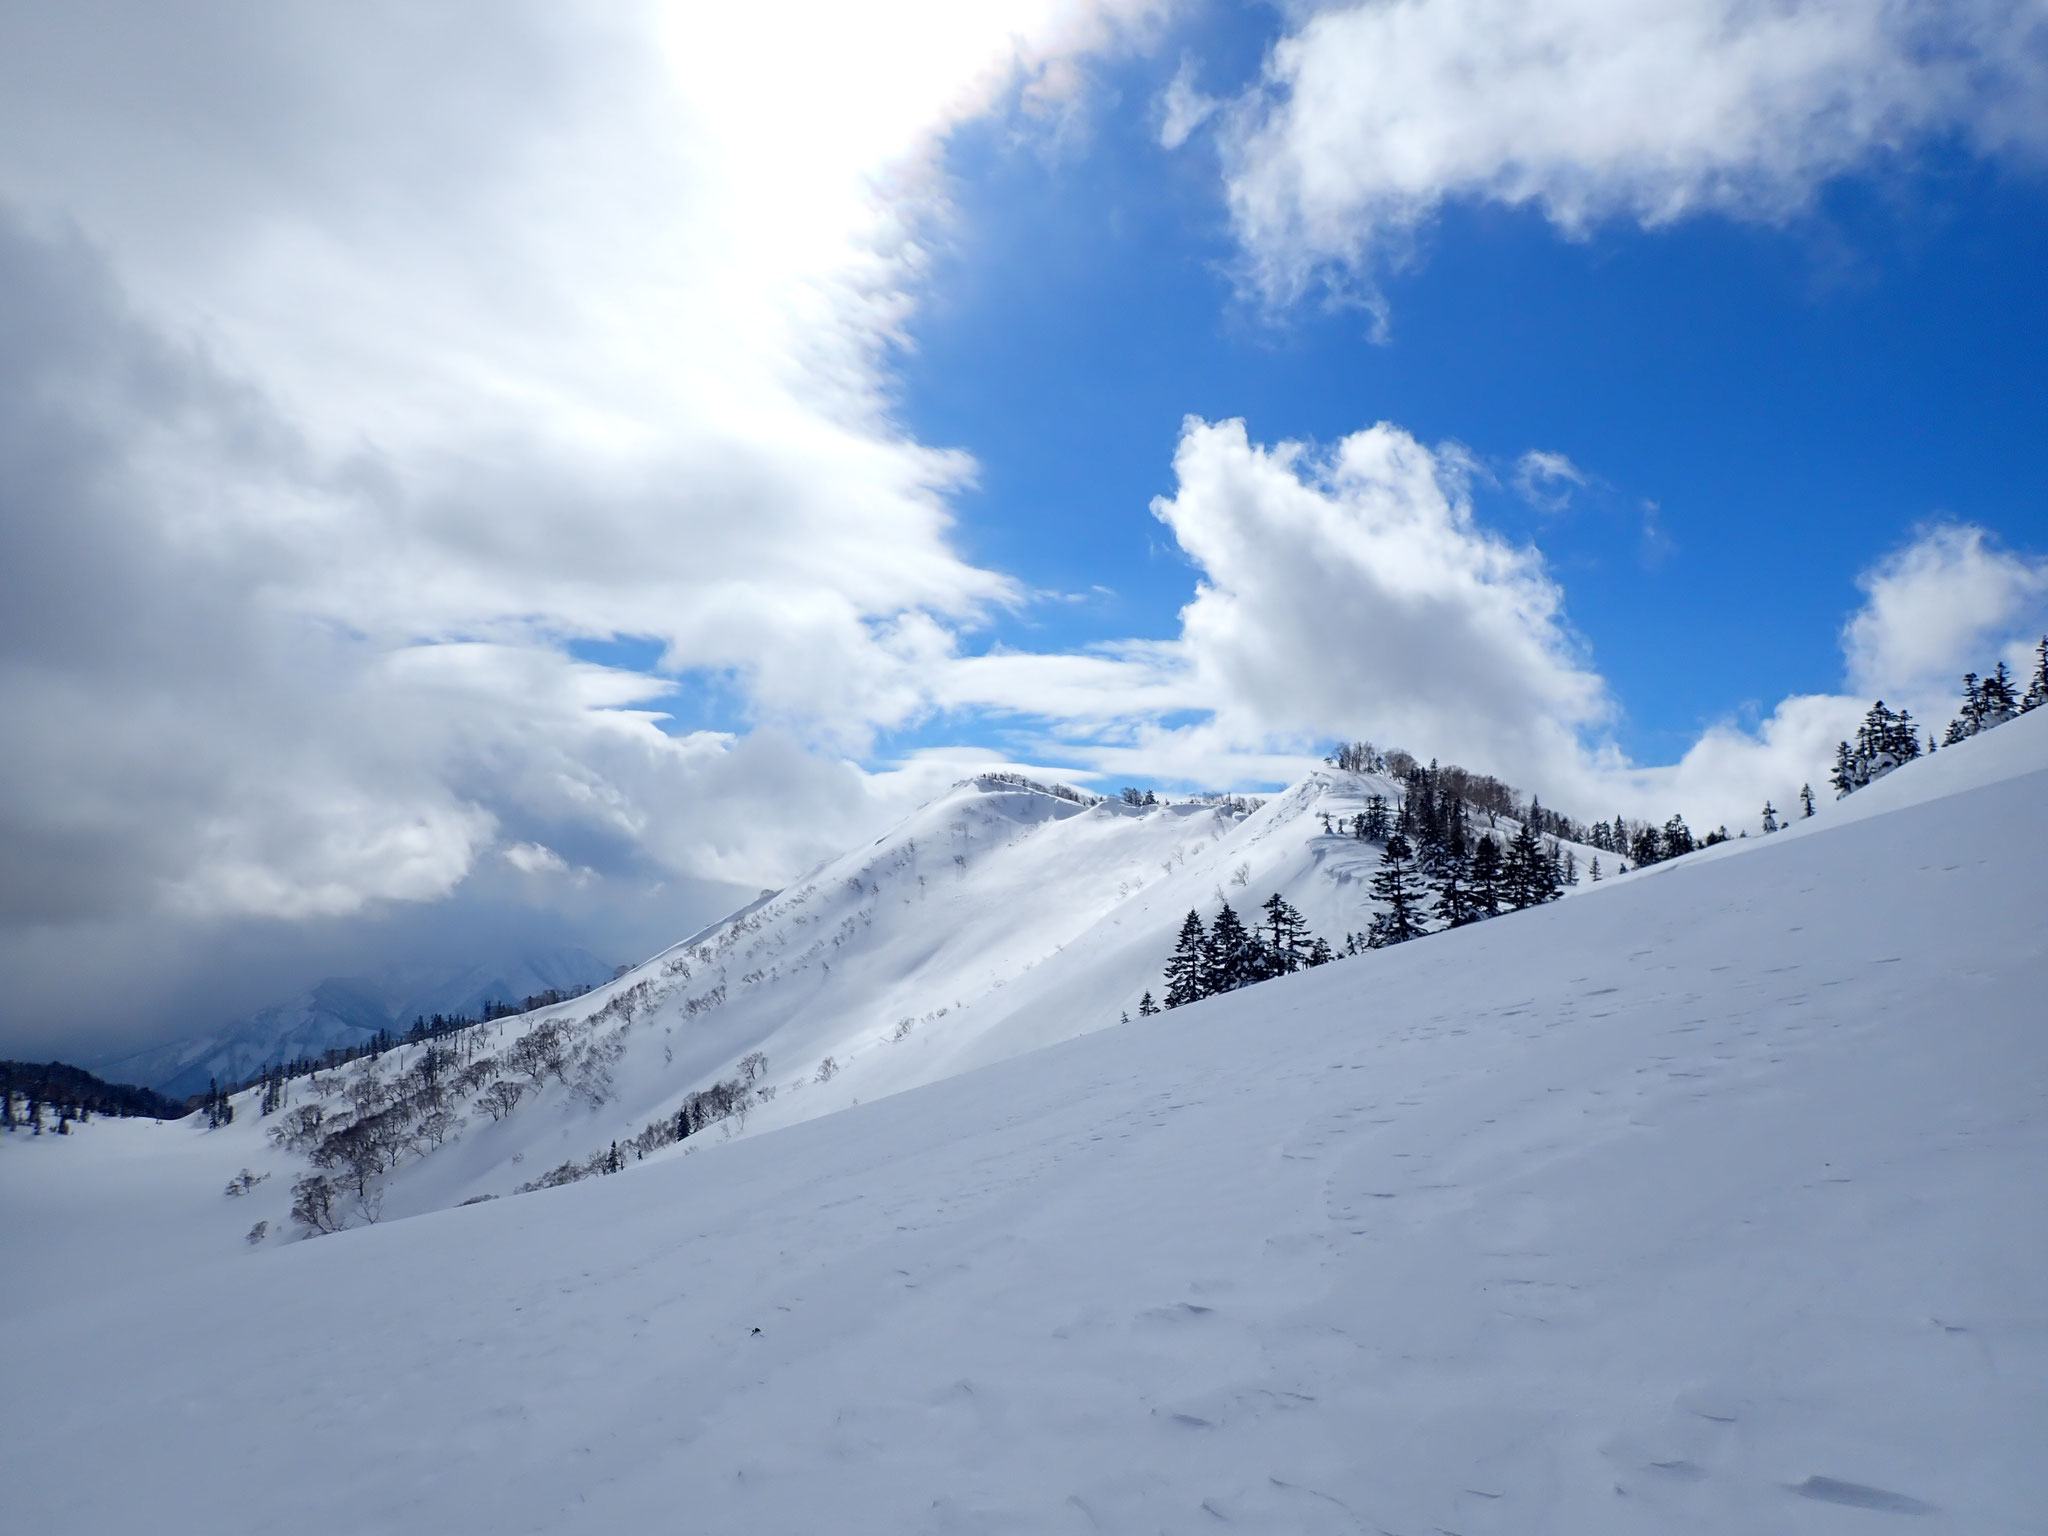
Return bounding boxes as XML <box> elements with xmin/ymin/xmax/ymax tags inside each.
<box><xmin>290</xmin><ymin>1174</ymin><xmax>345</xmax><ymax>1235</ymax></box>
<box><xmin>475</xmin><ymin>1079</ymin><xmax>525</xmax><ymax>1121</ymax></box>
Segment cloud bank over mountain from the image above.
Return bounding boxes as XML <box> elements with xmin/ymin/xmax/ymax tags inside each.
<box><xmin>0</xmin><ymin>1</ymin><xmax>2041</xmax><ymax>1054</ymax></box>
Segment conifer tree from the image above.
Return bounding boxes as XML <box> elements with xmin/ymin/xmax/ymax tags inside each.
<box><xmin>1800</xmin><ymin>783</ymin><xmax>1815</xmax><ymax>818</ymax></box>
<box><xmin>1163</xmin><ymin>911</ymin><xmax>1208</xmax><ymax>1009</ymax></box>
<box><xmin>1260</xmin><ymin>893</ymin><xmax>1311</xmax><ymax>975</ymax></box>
<box><xmin>1981</xmin><ymin>662</ymin><xmax>2019</xmax><ymax>724</ymax></box>
<box><xmin>1505</xmin><ymin>818</ymin><xmax>1549</xmax><ymax>908</ymax></box>
<box><xmin>1761</xmin><ymin>802</ymin><xmax>1778</xmax><ymax>833</ymax></box>
<box><xmin>2026</xmin><ymin>636</ymin><xmax>2048</xmax><ymax>712</ymax></box>
<box><xmin>1137</xmin><ymin>991</ymin><xmax>1159</xmax><ymax>1017</ymax></box>
<box><xmin>1305</xmin><ymin>937</ymin><xmax>1334</xmax><ymax>967</ymax></box>
<box><xmin>1366</xmin><ymin>833</ymin><xmax>1430</xmax><ymax>947</ymax></box>
<box><xmin>1361</xmin><ymin>794</ymin><xmax>1391</xmax><ymax>842</ymax></box>
<box><xmin>1431</xmin><ymin>855</ymin><xmax>1476</xmax><ymax>928</ymax></box>
<box><xmin>1467</xmin><ymin>835</ymin><xmax>1504</xmax><ymax>916</ymax></box>
<box><xmin>1207</xmin><ymin>905</ymin><xmax>1260</xmax><ymax>993</ymax></box>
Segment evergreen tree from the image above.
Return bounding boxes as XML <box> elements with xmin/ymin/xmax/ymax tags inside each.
<box><xmin>1662</xmin><ymin>815</ymin><xmax>1696</xmax><ymax>857</ymax></box>
<box><xmin>1260</xmin><ymin>893</ymin><xmax>1311</xmax><ymax>975</ymax></box>
<box><xmin>1800</xmin><ymin>783</ymin><xmax>1815</xmax><ymax>818</ymax></box>
<box><xmin>1505</xmin><ymin>818</ymin><xmax>1549</xmax><ymax>907</ymax></box>
<box><xmin>1588</xmin><ymin>854</ymin><xmax>1602</xmax><ymax>883</ymax></box>
<box><xmin>1981</xmin><ymin>662</ymin><xmax>2019</xmax><ymax>723</ymax></box>
<box><xmin>1830</xmin><ymin>738</ymin><xmax>1859</xmax><ymax>797</ymax></box>
<box><xmin>1431</xmin><ymin>855</ymin><xmax>1476</xmax><ymax>928</ymax></box>
<box><xmin>2026</xmin><ymin>636</ymin><xmax>2048</xmax><ymax>712</ymax></box>
<box><xmin>1366</xmin><ymin>834</ymin><xmax>1430</xmax><ymax>947</ymax></box>
<box><xmin>1761</xmin><ymin>801</ymin><xmax>1778</xmax><ymax>833</ymax></box>
<box><xmin>1137</xmin><ymin>991</ymin><xmax>1159</xmax><ymax>1017</ymax></box>
<box><xmin>1628</xmin><ymin>819</ymin><xmax>1668</xmax><ymax>866</ymax></box>
<box><xmin>1163</xmin><ymin>911</ymin><xmax>1208</xmax><ymax>1008</ymax></box>
<box><xmin>1206</xmin><ymin>905</ymin><xmax>1261</xmax><ymax>993</ymax></box>
<box><xmin>1361</xmin><ymin>794</ymin><xmax>1391</xmax><ymax>841</ymax></box>
<box><xmin>1305</xmin><ymin>937</ymin><xmax>1334</xmax><ymax>967</ymax></box>
<box><xmin>1466</xmin><ymin>835</ymin><xmax>1504</xmax><ymax>917</ymax></box>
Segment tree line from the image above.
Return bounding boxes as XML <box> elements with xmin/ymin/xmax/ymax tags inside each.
<box><xmin>1</xmin><ymin>1060</ymin><xmax>185</xmax><ymax>1135</ymax></box>
<box><xmin>1834</xmin><ymin>638</ymin><xmax>2048</xmax><ymax>798</ymax></box>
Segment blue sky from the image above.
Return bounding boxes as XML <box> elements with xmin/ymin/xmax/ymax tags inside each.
<box><xmin>893</xmin><ymin>15</ymin><xmax>2048</xmax><ymax>770</ymax></box>
<box><xmin>4</xmin><ymin>1</ymin><xmax>2047</xmax><ymax>1051</ymax></box>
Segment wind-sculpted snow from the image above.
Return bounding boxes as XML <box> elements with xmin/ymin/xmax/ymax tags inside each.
<box><xmin>2</xmin><ymin>715</ymin><xmax>2044</xmax><ymax>1531</ymax></box>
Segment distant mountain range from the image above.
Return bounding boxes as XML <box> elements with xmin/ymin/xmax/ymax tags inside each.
<box><xmin>97</xmin><ymin>947</ymin><xmax>617</xmax><ymax>1100</ymax></box>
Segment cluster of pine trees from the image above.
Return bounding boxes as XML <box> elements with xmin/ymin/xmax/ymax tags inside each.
<box><xmin>1348</xmin><ymin>812</ymin><xmax>1574</xmax><ymax>951</ymax></box>
<box><xmin>1152</xmin><ymin>894</ymin><xmax>1334</xmax><ymax>1010</ymax></box>
<box><xmin>0</xmin><ymin>1060</ymin><xmax>184</xmax><ymax>1134</ymax></box>
<box><xmin>1150</xmin><ymin>745</ymin><xmax>1733</xmax><ymax>1007</ymax></box>
<box><xmin>1942</xmin><ymin>641</ymin><xmax>2047</xmax><ymax>744</ymax></box>
<box><xmin>1830</xmin><ymin>700</ymin><xmax>1925</xmax><ymax>796</ymax></box>
<box><xmin>1833</xmin><ymin>638</ymin><xmax>2047</xmax><ymax>799</ymax></box>
<box><xmin>1578</xmin><ymin>812</ymin><xmax>1709</xmax><ymax>868</ymax></box>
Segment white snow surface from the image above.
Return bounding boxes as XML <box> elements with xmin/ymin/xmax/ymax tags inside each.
<box><xmin>3</xmin><ymin>719</ymin><xmax>2045</xmax><ymax>1531</ymax></box>
<box><xmin>2</xmin><ymin>767</ymin><xmax>1499</xmax><ymax>1307</ymax></box>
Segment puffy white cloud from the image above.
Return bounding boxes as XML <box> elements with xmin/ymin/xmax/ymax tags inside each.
<box><xmin>0</xmin><ymin>0</ymin><xmax>1175</xmax><ymax>1049</ymax></box>
<box><xmin>1218</xmin><ymin>0</ymin><xmax>2048</xmax><ymax>297</ymax></box>
<box><xmin>944</xmin><ymin>419</ymin><xmax>2041</xmax><ymax>838</ymax></box>
<box><xmin>1842</xmin><ymin>523</ymin><xmax>2048</xmax><ymax>707</ymax></box>
<box><xmin>934</xmin><ymin>416</ymin><xmax>1610</xmax><ymax>793</ymax></box>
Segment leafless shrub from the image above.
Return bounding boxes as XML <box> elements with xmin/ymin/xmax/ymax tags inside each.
<box><xmin>290</xmin><ymin>1174</ymin><xmax>345</xmax><ymax>1235</ymax></box>
<box><xmin>475</xmin><ymin>1079</ymin><xmax>525</xmax><ymax>1121</ymax></box>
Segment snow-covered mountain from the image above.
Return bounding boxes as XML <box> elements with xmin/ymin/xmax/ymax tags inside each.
<box><xmin>3</xmin><ymin>719</ymin><xmax>2043</xmax><ymax>1531</ymax></box>
<box><xmin>96</xmin><ymin>946</ymin><xmax>616</xmax><ymax>1101</ymax></box>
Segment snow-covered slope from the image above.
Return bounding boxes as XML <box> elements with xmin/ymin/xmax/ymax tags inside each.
<box><xmin>3</xmin><ymin>714</ymin><xmax>2044</xmax><ymax>1532</ymax></box>
<box><xmin>17</xmin><ymin>769</ymin><xmax>1515</xmax><ymax>1258</ymax></box>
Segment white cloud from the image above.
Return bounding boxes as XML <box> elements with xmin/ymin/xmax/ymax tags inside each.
<box><xmin>1842</xmin><ymin>523</ymin><xmax>2048</xmax><ymax>707</ymax></box>
<box><xmin>0</xmin><ymin>3</ymin><xmax>1170</xmax><ymax>912</ymax></box>
<box><xmin>1513</xmin><ymin>449</ymin><xmax>1588</xmax><ymax>513</ymax></box>
<box><xmin>0</xmin><ymin>1</ymin><xmax>1183</xmax><ymax>1049</ymax></box>
<box><xmin>1220</xmin><ymin>0</ymin><xmax>2048</xmax><ymax>298</ymax></box>
<box><xmin>935</xmin><ymin>416</ymin><xmax>1611</xmax><ymax>794</ymax></box>
<box><xmin>502</xmin><ymin>843</ymin><xmax>570</xmax><ymax>877</ymax></box>
<box><xmin>935</xmin><ymin>420</ymin><xmax>2043</xmax><ymax>838</ymax></box>
<box><xmin>1158</xmin><ymin>58</ymin><xmax>1221</xmax><ymax>148</ymax></box>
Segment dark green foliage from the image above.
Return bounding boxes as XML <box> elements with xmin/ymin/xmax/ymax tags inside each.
<box><xmin>1431</xmin><ymin>855</ymin><xmax>1476</xmax><ymax>928</ymax></box>
<box><xmin>1259</xmin><ymin>893</ymin><xmax>1312</xmax><ymax>975</ymax></box>
<box><xmin>1163</xmin><ymin>911</ymin><xmax>1208</xmax><ymax>1009</ymax></box>
<box><xmin>1467</xmin><ymin>836</ymin><xmax>1504</xmax><ymax>917</ymax></box>
<box><xmin>1834</xmin><ymin>700</ymin><xmax>1920</xmax><ymax>794</ymax></box>
<box><xmin>1359</xmin><ymin>794</ymin><xmax>1391</xmax><ymax>841</ymax></box>
<box><xmin>1367</xmin><ymin>833</ymin><xmax>1430</xmax><ymax>947</ymax></box>
<box><xmin>1206</xmin><ymin>905</ymin><xmax>1261</xmax><ymax>993</ymax></box>
<box><xmin>1</xmin><ymin>1061</ymin><xmax>184</xmax><ymax>1128</ymax></box>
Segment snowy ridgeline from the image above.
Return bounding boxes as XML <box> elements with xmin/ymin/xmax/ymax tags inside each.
<box><xmin>0</xmin><ymin>763</ymin><xmax>1622</xmax><ymax>1260</ymax></box>
<box><xmin>0</xmin><ymin>709</ymin><xmax>2043</xmax><ymax>1533</ymax></box>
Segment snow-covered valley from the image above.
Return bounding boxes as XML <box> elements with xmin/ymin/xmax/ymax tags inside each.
<box><xmin>3</xmin><ymin>717</ymin><xmax>2045</xmax><ymax>1532</ymax></box>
